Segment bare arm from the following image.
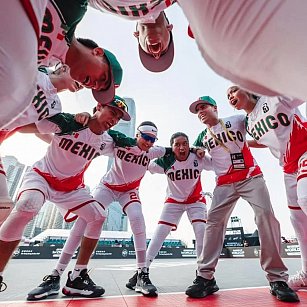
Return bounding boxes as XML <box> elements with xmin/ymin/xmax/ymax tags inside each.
<box><xmin>247</xmin><ymin>140</ymin><xmax>267</xmax><ymax>148</ymax></box>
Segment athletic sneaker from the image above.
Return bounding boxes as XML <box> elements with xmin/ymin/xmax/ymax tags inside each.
<box><xmin>0</xmin><ymin>276</ymin><xmax>7</xmax><ymax>292</ymax></box>
<box><xmin>135</xmin><ymin>268</ymin><xmax>158</xmax><ymax>297</ymax></box>
<box><xmin>62</xmin><ymin>269</ymin><xmax>105</xmax><ymax>298</ymax></box>
<box><xmin>270</xmin><ymin>281</ymin><xmax>300</xmax><ymax>302</ymax></box>
<box><xmin>185</xmin><ymin>275</ymin><xmax>219</xmax><ymax>298</ymax></box>
<box><xmin>27</xmin><ymin>274</ymin><xmax>60</xmax><ymax>301</ymax></box>
<box><xmin>288</xmin><ymin>271</ymin><xmax>307</xmax><ymax>290</ymax></box>
<box><xmin>126</xmin><ymin>271</ymin><xmax>138</xmax><ymax>290</ymax></box>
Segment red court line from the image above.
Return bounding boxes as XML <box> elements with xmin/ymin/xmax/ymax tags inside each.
<box><xmin>0</xmin><ymin>288</ymin><xmax>306</xmax><ymax>306</ymax></box>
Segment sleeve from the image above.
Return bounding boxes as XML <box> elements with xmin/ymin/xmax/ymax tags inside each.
<box><xmin>148</xmin><ymin>159</ymin><xmax>165</xmax><ymax>174</ymax></box>
<box><xmin>108</xmin><ymin>129</ymin><xmax>136</xmax><ymax>147</ymax></box>
<box><xmin>99</xmin><ymin>132</ymin><xmax>115</xmax><ymax>157</ymax></box>
<box><xmin>278</xmin><ymin>96</ymin><xmax>306</xmax><ymax>109</ymax></box>
<box><xmin>148</xmin><ymin>146</ymin><xmax>166</xmax><ymax>159</ymax></box>
<box><xmin>35</xmin><ymin>119</ymin><xmax>61</xmax><ymax>134</ymax></box>
<box><xmin>200</xmin><ymin>154</ymin><xmax>214</xmax><ymax>171</ymax></box>
<box><xmin>193</xmin><ymin>130</ymin><xmax>207</xmax><ymax>147</ymax></box>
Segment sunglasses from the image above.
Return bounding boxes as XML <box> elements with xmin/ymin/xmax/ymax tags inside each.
<box><xmin>140</xmin><ymin>132</ymin><xmax>157</xmax><ymax>143</ymax></box>
<box><xmin>111</xmin><ymin>98</ymin><xmax>129</xmax><ymax>112</ymax></box>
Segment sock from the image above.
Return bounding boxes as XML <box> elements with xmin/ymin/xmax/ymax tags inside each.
<box><xmin>136</xmin><ymin>250</ymin><xmax>146</xmax><ymax>269</ymax></box>
<box><xmin>51</xmin><ymin>269</ymin><xmax>60</xmax><ymax>277</ymax></box>
<box><xmin>71</xmin><ymin>264</ymin><xmax>87</xmax><ymax>280</ymax></box>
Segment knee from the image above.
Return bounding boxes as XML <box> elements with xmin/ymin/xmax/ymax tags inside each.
<box><xmin>129</xmin><ymin>215</ymin><xmax>146</xmax><ymax>235</ymax></box>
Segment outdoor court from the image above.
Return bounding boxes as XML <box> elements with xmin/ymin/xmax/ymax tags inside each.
<box><xmin>0</xmin><ymin>258</ymin><xmax>306</xmax><ymax>306</ymax></box>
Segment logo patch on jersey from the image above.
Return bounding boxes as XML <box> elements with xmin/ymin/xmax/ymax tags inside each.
<box><xmin>225</xmin><ymin>121</ymin><xmax>231</xmax><ymax>128</ymax></box>
<box><xmin>262</xmin><ymin>103</ymin><xmax>269</xmax><ymax>113</ymax></box>
<box><xmin>194</xmin><ymin>160</ymin><xmax>198</xmax><ymax>167</ymax></box>
<box><xmin>51</xmin><ymin>101</ymin><xmax>56</xmax><ymax>109</ymax></box>
<box><xmin>100</xmin><ymin>143</ymin><xmax>106</xmax><ymax>150</ymax></box>
<box><xmin>72</xmin><ymin>132</ymin><xmax>79</xmax><ymax>139</ymax></box>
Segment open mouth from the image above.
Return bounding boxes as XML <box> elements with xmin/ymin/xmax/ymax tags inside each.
<box><xmin>148</xmin><ymin>43</ymin><xmax>162</xmax><ymax>59</ymax></box>
<box><xmin>230</xmin><ymin>99</ymin><xmax>238</xmax><ymax>106</ymax></box>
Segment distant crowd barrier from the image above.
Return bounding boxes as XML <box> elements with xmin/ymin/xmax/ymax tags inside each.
<box><xmin>12</xmin><ymin>243</ymin><xmax>300</xmax><ymax>259</ymax></box>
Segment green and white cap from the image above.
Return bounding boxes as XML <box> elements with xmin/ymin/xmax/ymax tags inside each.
<box><xmin>189</xmin><ymin>96</ymin><xmax>217</xmax><ymax>114</ymax></box>
<box><xmin>107</xmin><ymin>95</ymin><xmax>131</xmax><ymax>121</ymax></box>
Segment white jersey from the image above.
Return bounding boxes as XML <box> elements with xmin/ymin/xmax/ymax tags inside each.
<box><xmin>89</xmin><ymin>0</ymin><xmax>176</xmax><ymax>22</ymax></box>
<box><xmin>247</xmin><ymin>96</ymin><xmax>307</xmax><ymax>174</ymax></box>
<box><xmin>102</xmin><ymin>130</ymin><xmax>166</xmax><ymax>191</ymax></box>
<box><xmin>1</xmin><ymin>71</ymin><xmax>62</xmax><ymax>132</ymax></box>
<box><xmin>178</xmin><ymin>0</ymin><xmax>307</xmax><ymax>101</ymax></box>
<box><xmin>33</xmin><ymin>113</ymin><xmax>114</xmax><ymax>192</ymax></box>
<box><xmin>38</xmin><ymin>0</ymin><xmax>87</xmax><ymax>67</ymax></box>
<box><xmin>194</xmin><ymin>115</ymin><xmax>262</xmax><ymax>186</ymax></box>
<box><xmin>148</xmin><ymin>152</ymin><xmax>212</xmax><ymax>204</ymax></box>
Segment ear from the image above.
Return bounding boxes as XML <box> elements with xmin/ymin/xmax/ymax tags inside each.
<box><xmin>96</xmin><ymin>102</ymin><xmax>103</xmax><ymax>111</ymax></box>
<box><xmin>167</xmin><ymin>24</ymin><xmax>173</xmax><ymax>31</ymax></box>
<box><xmin>133</xmin><ymin>31</ymin><xmax>140</xmax><ymax>39</ymax></box>
<box><xmin>93</xmin><ymin>47</ymin><xmax>104</xmax><ymax>56</ymax></box>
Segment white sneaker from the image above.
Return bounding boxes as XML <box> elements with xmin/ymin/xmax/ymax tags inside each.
<box><xmin>288</xmin><ymin>271</ymin><xmax>307</xmax><ymax>290</ymax></box>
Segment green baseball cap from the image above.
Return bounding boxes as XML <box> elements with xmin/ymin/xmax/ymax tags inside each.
<box><xmin>189</xmin><ymin>96</ymin><xmax>217</xmax><ymax>114</ymax></box>
<box><xmin>107</xmin><ymin>95</ymin><xmax>131</xmax><ymax>121</ymax></box>
<box><xmin>92</xmin><ymin>49</ymin><xmax>123</xmax><ymax>104</ymax></box>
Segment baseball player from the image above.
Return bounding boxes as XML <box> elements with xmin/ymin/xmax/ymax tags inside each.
<box><xmin>227</xmin><ymin>85</ymin><xmax>307</xmax><ymax>290</ymax></box>
<box><xmin>0</xmin><ymin>66</ymin><xmax>82</xmax><ymax>231</ymax></box>
<box><xmin>178</xmin><ymin>0</ymin><xmax>307</xmax><ymax>102</ymax></box>
<box><xmin>88</xmin><ymin>0</ymin><xmax>176</xmax><ymax>72</ymax></box>
<box><xmin>26</xmin><ymin>121</ymin><xmax>171</xmax><ymax>300</ymax></box>
<box><xmin>0</xmin><ymin>1</ymin><xmax>47</xmax><ymax>129</ymax></box>
<box><xmin>0</xmin><ymin>96</ymin><xmax>130</xmax><ymax>297</ymax></box>
<box><xmin>185</xmin><ymin>96</ymin><xmax>299</xmax><ymax>302</ymax></box>
<box><xmin>38</xmin><ymin>0</ymin><xmax>123</xmax><ymax>103</ymax></box>
<box><xmin>126</xmin><ymin>132</ymin><xmax>212</xmax><ymax>292</ymax></box>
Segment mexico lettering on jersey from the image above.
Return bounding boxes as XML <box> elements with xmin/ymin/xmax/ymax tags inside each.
<box><xmin>33</xmin><ymin>113</ymin><xmax>114</xmax><ymax>192</ymax></box>
<box><xmin>102</xmin><ymin>129</ymin><xmax>166</xmax><ymax>191</ymax></box>
<box><xmin>38</xmin><ymin>0</ymin><xmax>87</xmax><ymax>66</ymax></box>
<box><xmin>89</xmin><ymin>0</ymin><xmax>176</xmax><ymax>22</ymax></box>
<box><xmin>194</xmin><ymin>115</ymin><xmax>262</xmax><ymax>186</ymax></box>
<box><xmin>246</xmin><ymin>96</ymin><xmax>307</xmax><ymax>174</ymax></box>
<box><xmin>1</xmin><ymin>71</ymin><xmax>62</xmax><ymax>135</ymax></box>
<box><xmin>149</xmin><ymin>152</ymin><xmax>212</xmax><ymax>204</ymax></box>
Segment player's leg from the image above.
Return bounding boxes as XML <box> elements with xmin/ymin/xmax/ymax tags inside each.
<box><xmin>187</xmin><ymin>202</ymin><xmax>207</xmax><ymax>258</ymax></box>
<box><xmin>0</xmin><ymin>189</ymin><xmax>45</xmax><ymax>289</ymax></box>
<box><xmin>61</xmin><ymin>200</ymin><xmax>106</xmax><ymax>298</ymax></box>
<box><xmin>241</xmin><ymin>175</ymin><xmax>299</xmax><ymax>302</ymax></box>
<box><xmin>186</xmin><ymin>184</ymin><xmax>237</xmax><ymax>298</ymax></box>
<box><xmin>146</xmin><ymin>203</ymin><xmax>183</xmax><ymax>266</ymax></box>
<box><xmin>123</xmin><ymin>191</ymin><xmax>157</xmax><ymax>297</ymax></box>
<box><xmin>27</xmin><ymin>218</ymin><xmax>87</xmax><ymax>301</ymax></box>
<box><xmin>0</xmin><ymin>1</ymin><xmax>46</xmax><ymax>128</ymax></box>
<box><xmin>0</xmin><ymin>157</ymin><xmax>14</xmax><ymax>227</ymax></box>
<box><xmin>289</xmin><ymin>153</ymin><xmax>307</xmax><ymax>289</ymax></box>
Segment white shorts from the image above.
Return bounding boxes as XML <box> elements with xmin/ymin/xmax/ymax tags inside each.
<box><xmin>93</xmin><ymin>183</ymin><xmax>141</xmax><ymax>214</ymax></box>
<box><xmin>158</xmin><ymin>202</ymin><xmax>207</xmax><ymax>231</ymax></box>
<box><xmin>19</xmin><ymin>170</ymin><xmax>106</xmax><ymax>222</ymax></box>
<box><xmin>284</xmin><ymin>172</ymin><xmax>298</xmax><ymax>208</ymax></box>
<box><xmin>297</xmin><ymin>152</ymin><xmax>307</xmax><ymax>204</ymax></box>
<box><xmin>0</xmin><ymin>1</ymin><xmax>47</xmax><ymax>128</ymax></box>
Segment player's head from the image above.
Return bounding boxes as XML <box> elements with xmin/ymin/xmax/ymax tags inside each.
<box><xmin>94</xmin><ymin>95</ymin><xmax>130</xmax><ymax>131</ymax></box>
<box><xmin>189</xmin><ymin>96</ymin><xmax>218</xmax><ymax>125</ymax></box>
<box><xmin>67</xmin><ymin>38</ymin><xmax>123</xmax><ymax>104</ymax></box>
<box><xmin>170</xmin><ymin>132</ymin><xmax>190</xmax><ymax>161</ymax></box>
<box><xmin>227</xmin><ymin>85</ymin><xmax>260</xmax><ymax>112</ymax></box>
<box><xmin>134</xmin><ymin>12</ymin><xmax>174</xmax><ymax>72</ymax></box>
<box><xmin>136</xmin><ymin>121</ymin><xmax>158</xmax><ymax>151</ymax></box>
<box><xmin>48</xmin><ymin>64</ymin><xmax>83</xmax><ymax>93</ymax></box>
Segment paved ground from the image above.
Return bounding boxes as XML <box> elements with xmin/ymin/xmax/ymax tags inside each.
<box><xmin>0</xmin><ymin>257</ymin><xmax>305</xmax><ymax>303</ymax></box>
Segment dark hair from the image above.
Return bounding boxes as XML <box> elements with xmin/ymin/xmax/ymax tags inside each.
<box><xmin>170</xmin><ymin>132</ymin><xmax>189</xmax><ymax>146</ymax></box>
<box><xmin>77</xmin><ymin>37</ymin><xmax>99</xmax><ymax>49</ymax></box>
<box><xmin>137</xmin><ymin>121</ymin><xmax>157</xmax><ymax>129</ymax></box>
<box><xmin>250</xmin><ymin>93</ymin><xmax>261</xmax><ymax>101</ymax></box>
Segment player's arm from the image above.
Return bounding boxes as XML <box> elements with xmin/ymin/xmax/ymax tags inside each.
<box><xmin>247</xmin><ymin>140</ymin><xmax>267</xmax><ymax>148</ymax></box>
<box><xmin>35</xmin><ymin>133</ymin><xmax>54</xmax><ymax>144</ymax></box>
<box><xmin>15</xmin><ymin>123</ymin><xmax>39</xmax><ymax>134</ymax></box>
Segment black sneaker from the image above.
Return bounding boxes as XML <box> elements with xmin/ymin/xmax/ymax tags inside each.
<box><xmin>185</xmin><ymin>275</ymin><xmax>219</xmax><ymax>298</ymax></box>
<box><xmin>126</xmin><ymin>271</ymin><xmax>138</xmax><ymax>290</ymax></box>
<box><xmin>269</xmin><ymin>281</ymin><xmax>300</xmax><ymax>302</ymax></box>
<box><xmin>62</xmin><ymin>269</ymin><xmax>105</xmax><ymax>298</ymax></box>
<box><xmin>135</xmin><ymin>268</ymin><xmax>158</xmax><ymax>297</ymax></box>
<box><xmin>0</xmin><ymin>276</ymin><xmax>7</xmax><ymax>292</ymax></box>
<box><xmin>27</xmin><ymin>274</ymin><xmax>60</xmax><ymax>301</ymax></box>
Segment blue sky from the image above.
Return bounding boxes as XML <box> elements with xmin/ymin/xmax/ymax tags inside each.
<box><xmin>1</xmin><ymin>4</ymin><xmax>301</xmax><ymax>246</ymax></box>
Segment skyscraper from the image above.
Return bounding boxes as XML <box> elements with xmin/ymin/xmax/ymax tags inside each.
<box><xmin>103</xmin><ymin>97</ymin><xmax>136</xmax><ymax>231</ymax></box>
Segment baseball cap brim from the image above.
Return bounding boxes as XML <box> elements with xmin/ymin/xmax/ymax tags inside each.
<box><xmin>138</xmin><ymin>32</ymin><xmax>174</xmax><ymax>73</ymax></box>
<box><xmin>92</xmin><ymin>71</ymin><xmax>115</xmax><ymax>105</ymax></box>
<box><xmin>189</xmin><ymin>100</ymin><xmax>213</xmax><ymax>114</ymax></box>
<box><xmin>115</xmin><ymin>108</ymin><xmax>131</xmax><ymax>121</ymax></box>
